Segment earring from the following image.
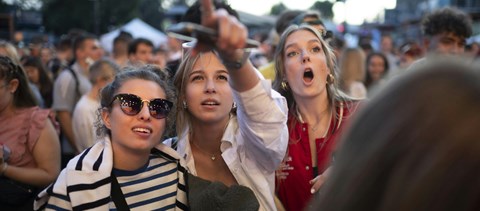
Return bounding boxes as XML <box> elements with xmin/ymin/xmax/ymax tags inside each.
<box><xmin>326</xmin><ymin>73</ymin><xmax>335</xmax><ymax>84</ymax></box>
<box><xmin>232</xmin><ymin>102</ymin><xmax>237</xmax><ymax>109</ymax></box>
<box><xmin>281</xmin><ymin>81</ymin><xmax>289</xmax><ymax>91</ymax></box>
<box><xmin>183</xmin><ymin>101</ymin><xmax>187</xmax><ymax>109</ymax></box>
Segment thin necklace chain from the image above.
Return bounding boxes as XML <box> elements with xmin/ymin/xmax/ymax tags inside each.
<box><xmin>297</xmin><ymin>107</ymin><xmax>332</xmax><ymax>138</ymax></box>
<box><xmin>191</xmin><ymin>141</ymin><xmax>218</xmax><ymax>161</ymax></box>
<box><xmin>190</xmin><ymin>114</ymin><xmax>231</xmax><ymax>161</ymax></box>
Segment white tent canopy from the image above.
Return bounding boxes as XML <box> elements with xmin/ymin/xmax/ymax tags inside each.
<box><xmin>100</xmin><ymin>18</ymin><xmax>168</xmax><ymax>53</ymax></box>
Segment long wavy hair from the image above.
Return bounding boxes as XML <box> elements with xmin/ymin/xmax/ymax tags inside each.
<box><xmin>272</xmin><ymin>24</ymin><xmax>352</xmax><ymax>137</ymax></box>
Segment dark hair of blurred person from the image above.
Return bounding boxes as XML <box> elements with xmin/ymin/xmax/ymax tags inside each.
<box><xmin>112</xmin><ymin>31</ymin><xmax>133</xmax><ymax>68</ymax></box>
<box><xmin>180</xmin><ymin>0</ymin><xmax>239</xmax><ymax>23</ymax></box>
<box><xmin>48</xmin><ymin>35</ymin><xmax>74</xmax><ymax>80</ymax></box>
<box><xmin>128</xmin><ymin>38</ymin><xmax>154</xmax><ymax>66</ymax></box>
<box><xmin>22</xmin><ymin>56</ymin><xmax>54</xmax><ymax>108</ymax></box>
<box><xmin>421</xmin><ymin>7</ymin><xmax>472</xmax><ymax>55</ymax></box>
<box><xmin>312</xmin><ymin>58</ymin><xmax>480</xmax><ymax>211</ymax></box>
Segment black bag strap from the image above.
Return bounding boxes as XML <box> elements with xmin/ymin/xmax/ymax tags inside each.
<box><xmin>66</xmin><ymin>65</ymin><xmax>81</xmax><ymax>104</ymax></box>
<box><xmin>110</xmin><ymin>173</ymin><xmax>130</xmax><ymax>211</ymax></box>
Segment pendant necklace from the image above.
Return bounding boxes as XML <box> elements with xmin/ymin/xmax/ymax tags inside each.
<box><xmin>190</xmin><ymin>115</ymin><xmax>232</xmax><ymax>161</ymax></box>
<box><xmin>191</xmin><ymin>141</ymin><xmax>217</xmax><ymax>161</ymax></box>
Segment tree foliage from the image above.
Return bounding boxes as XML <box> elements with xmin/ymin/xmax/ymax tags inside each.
<box><xmin>310</xmin><ymin>1</ymin><xmax>334</xmax><ymax>19</ymax></box>
<box><xmin>270</xmin><ymin>3</ymin><xmax>287</xmax><ymax>16</ymax></box>
<box><xmin>41</xmin><ymin>0</ymin><xmax>139</xmax><ymax>36</ymax></box>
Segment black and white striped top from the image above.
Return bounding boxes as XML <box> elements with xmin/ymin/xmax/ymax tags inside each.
<box><xmin>34</xmin><ymin>136</ymin><xmax>188</xmax><ymax>211</ymax></box>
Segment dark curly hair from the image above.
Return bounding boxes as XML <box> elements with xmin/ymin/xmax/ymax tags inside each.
<box><xmin>421</xmin><ymin>7</ymin><xmax>472</xmax><ymax>39</ymax></box>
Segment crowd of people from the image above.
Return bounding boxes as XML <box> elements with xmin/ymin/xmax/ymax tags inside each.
<box><xmin>1</xmin><ymin>0</ymin><xmax>479</xmax><ymax>210</ymax></box>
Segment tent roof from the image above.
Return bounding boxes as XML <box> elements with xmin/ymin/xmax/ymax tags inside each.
<box><xmin>100</xmin><ymin>18</ymin><xmax>168</xmax><ymax>53</ymax></box>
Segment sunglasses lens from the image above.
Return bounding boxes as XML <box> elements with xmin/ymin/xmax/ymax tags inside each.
<box><xmin>118</xmin><ymin>94</ymin><xmax>142</xmax><ymax>116</ymax></box>
<box><xmin>149</xmin><ymin>99</ymin><xmax>172</xmax><ymax>119</ymax></box>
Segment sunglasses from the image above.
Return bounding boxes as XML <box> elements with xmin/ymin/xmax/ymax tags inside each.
<box><xmin>109</xmin><ymin>93</ymin><xmax>173</xmax><ymax>119</ymax></box>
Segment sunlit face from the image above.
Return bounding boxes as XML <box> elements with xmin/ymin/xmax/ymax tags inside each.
<box><xmin>103</xmin><ymin>79</ymin><xmax>167</xmax><ymax>154</ymax></box>
<box><xmin>427</xmin><ymin>32</ymin><xmax>466</xmax><ymax>55</ymax></box>
<box><xmin>368</xmin><ymin>55</ymin><xmax>386</xmax><ymax>82</ymax></box>
<box><xmin>24</xmin><ymin>66</ymin><xmax>40</xmax><ymax>85</ymax></box>
<box><xmin>283</xmin><ymin>30</ymin><xmax>329</xmax><ymax>100</ymax></box>
<box><xmin>130</xmin><ymin>43</ymin><xmax>154</xmax><ymax>65</ymax></box>
<box><xmin>184</xmin><ymin>52</ymin><xmax>233</xmax><ymax>125</ymax></box>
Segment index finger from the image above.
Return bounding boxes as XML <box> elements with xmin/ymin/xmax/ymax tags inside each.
<box><xmin>200</xmin><ymin>0</ymin><xmax>215</xmax><ymax>20</ymax></box>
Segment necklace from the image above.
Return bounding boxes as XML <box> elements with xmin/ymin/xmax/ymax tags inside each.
<box><xmin>191</xmin><ymin>141</ymin><xmax>217</xmax><ymax>161</ymax></box>
<box><xmin>297</xmin><ymin>107</ymin><xmax>332</xmax><ymax>138</ymax></box>
<box><xmin>190</xmin><ymin>114</ymin><xmax>232</xmax><ymax>161</ymax></box>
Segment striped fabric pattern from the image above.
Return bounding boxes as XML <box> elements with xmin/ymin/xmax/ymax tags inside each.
<box><xmin>34</xmin><ymin>137</ymin><xmax>188</xmax><ymax>211</ymax></box>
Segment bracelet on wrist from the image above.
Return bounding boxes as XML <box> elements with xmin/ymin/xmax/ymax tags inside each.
<box><xmin>219</xmin><ymin>49</ymin><xmax>251</xmax><ymax>70</ymax></box>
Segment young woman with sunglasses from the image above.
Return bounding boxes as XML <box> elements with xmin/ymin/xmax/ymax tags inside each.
<box><xmin>272</xmin><ymin>25</ymin><xmax>359</xmax><ymax>211</ymax></box>
<box><xmin>164</xmin><ymin>0</ymin><xmax>288</xmax><ymax>210</ymax></box>
<box><xmin>35</xmin><ymin>66</ymin><xmax>188</xmax><ymax>210</ymax></box>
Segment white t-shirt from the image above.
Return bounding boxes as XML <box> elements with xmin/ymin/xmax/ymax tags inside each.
<box><xmin>72</xmin><ymin>95</ymin><xmax>100</xmax><ymax>151</ymax></box>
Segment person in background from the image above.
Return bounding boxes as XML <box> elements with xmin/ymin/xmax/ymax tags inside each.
<box><xmin>22</xmin><ymin>56</ymin><xmax>54</xmax><ymax>108</ymax></box>
<box><xmin>152</xmin><ymin>46</ymin><xmax>169</xmax><ymax>69</ymax></box>
<box><xmin>421</xmin><ymin>7</ymin><xmax>472</xmax><ymax>56</ymax></box>
<box><xmin>380</xmin><ymin>34</ymin><xmax>399</xmax><ymax>72</ymax></box>
<box><xmin>291</xmin><ymin>10</ymin><xmax>330</xmax><ymax>37</ymax></box>
<box><xmin>273</xmin><ymin>24</ymin><xmax>359</xmax><ymax>211</ymax></box>
<box><xmin>338</xmin><ymin>48</ymin><xmax>367</xmax><ymax>99</ymax></box>
<box><xmin>259</xmin><ymin>9</ymin><xmax>303</xmax><ymax>81</ymax></box>
<box><xmin>72</xmin><ymin>59</ymin><xmax>119</xmax><ymax>152</ymax></box>
<box><xmin>127</xmin><ymin>38</ymin><xmax>155</xmax><ymax>66</ymax></box>
<box><xmin>312</xmin><ymin>58</ymin><xmax>480</xmax><ymax>211</ymax></box>
<box><xmin>0</xmin><ymin>40</ymin><xmax>45</xmax><ymax>107</ymax></box>
<box><xmin>53</xmin><ymin>33</ymin><xmax>104</xmax><ymax>156</ymax></box>
<box><xmin>47</xmin><ymin>35</ymin><xmax>73</xmax><ymax>80</ymax></box>
<box><xmin>0</xmin><ymin>56</ymin><xmax>60</xmax><ymax>210</ymax></box>
<box><xmin>364</xmin><ymin>52</ymin><xmax>389</xmax><ymax>94</ymax></box>
<box><xmin>111</xmin><ymin>31</ymin><xmax>133</xmax><ymax>68</ymax></box>
<box><xmin>35</xmin><ymin>66</ymin><xmax>188</xmax><ymax>210</ymax></box>
<box><xmin>397</xmin><ymin>41</ymin><xmax>423</xmax><ymax>70</ymax></box>
<box><xmin>165</xmin><ymin>0</ymin><xmax>289</xmax><ymax>210</ymax></box>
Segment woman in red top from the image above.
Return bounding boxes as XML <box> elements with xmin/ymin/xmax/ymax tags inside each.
<box><xmin>273</xmin><ymin>25</ymin><xmax>359</xmax><ymax>211</ymax></box>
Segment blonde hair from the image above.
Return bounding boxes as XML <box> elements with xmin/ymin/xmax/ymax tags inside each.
<box><xmin>339</xmin><ymin>48</ymin><xmax>366</xmax><ymax>91</ymax></box>
<box><xmin>272</xmin><ymin>25</ymin><xmax>351</xmax><ymax>130</ymax></box>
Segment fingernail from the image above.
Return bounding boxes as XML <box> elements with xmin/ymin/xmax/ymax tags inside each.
<box><xmin>310</xmin><ymin>188</ymin><xmax>315</xmax><ymax>194</ymax></box>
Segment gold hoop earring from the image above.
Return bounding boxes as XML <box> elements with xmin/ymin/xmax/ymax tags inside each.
<box><xmin>326</xmin><ymin>73</ymin><xmax>335</xmax><ymax>84</ymax></box>
<box><xmin>281</xmin><ymin>81</ymin><xmax>289</xmax><ymax>91</ymax></box>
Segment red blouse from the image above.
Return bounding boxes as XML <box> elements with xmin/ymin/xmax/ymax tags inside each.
<box><xmin>276</xmin><ymin>102</ymin><xmax>358</xmax><ymax>211</ymax></box>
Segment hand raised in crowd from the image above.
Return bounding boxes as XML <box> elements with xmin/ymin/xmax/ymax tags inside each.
<box><xmin>192</xmin><ymin>0</ymin><xmax>248</xmax><ymax>58</ymax></box>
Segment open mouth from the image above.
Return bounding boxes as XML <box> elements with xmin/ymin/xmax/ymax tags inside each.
<box><xmin>303</xmin><ymin>69</ymin><xmax>314</xmax><ymax>82</ymax></box>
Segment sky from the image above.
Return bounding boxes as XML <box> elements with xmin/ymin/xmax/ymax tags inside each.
<box><xmin>228</xmin><ymin>0</ymin><xmax>397</xmax><ymax>25</ymax></box>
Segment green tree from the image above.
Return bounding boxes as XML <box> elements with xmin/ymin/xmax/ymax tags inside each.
<box><xmin>41</xmin><ymin>0</ymin><xmax>139</xmax><ymax>36</ymax></box>
<box><xmin>270</xmin><ymin>3</ymin><xmax>287</xmax><ymax>16</ymax></box>
<box><xmin>140</xmin><ymin>0</ymin><xmax>166</xmax><ymax>31</ymax></box>
<box><xmin>310</xmin><ymin>1</ymin><xmax>334</xmax><ymax>19</ymax></box>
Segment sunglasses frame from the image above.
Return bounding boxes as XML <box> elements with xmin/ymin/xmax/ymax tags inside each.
<box><xmin>109</xmin><ymin>93</ymin><xmax>173</xmax><ymax>119</ymax></box>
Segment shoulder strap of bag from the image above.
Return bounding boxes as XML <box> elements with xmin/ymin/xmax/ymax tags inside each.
<box><xmin>110</xmin><ymin>172</ymin><xmax>130</xmax><ymax>211</ymax></box>
<box><xmin>66</xmin><ymin>65</ymin><xmax>81</xmax><ymax>102</ymax></box>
